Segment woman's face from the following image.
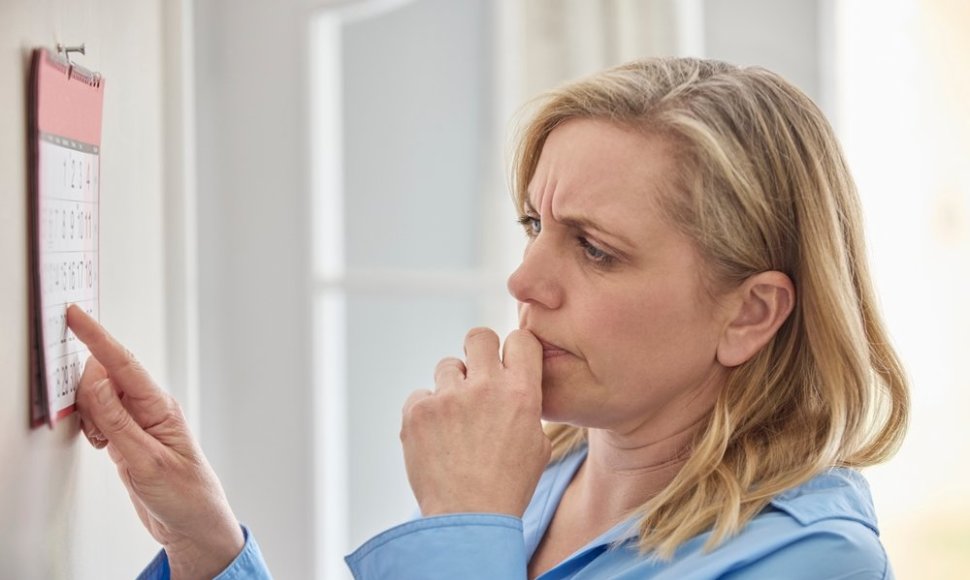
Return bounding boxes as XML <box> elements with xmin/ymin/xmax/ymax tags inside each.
<box><xmin>507</xmin><ymin>119</ymin><xmax>730</xmax><ymax>433</ymax></box>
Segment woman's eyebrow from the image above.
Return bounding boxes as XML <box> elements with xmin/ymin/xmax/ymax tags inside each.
<box><xmin>524</xmin><ymin>200</ymin><xmax>636</xmax><ymax>251</ymax></box>
<box><xmin>559</xmin><ymin>214</ymin><xmax>636</xmax><ymax>252</ymax></box>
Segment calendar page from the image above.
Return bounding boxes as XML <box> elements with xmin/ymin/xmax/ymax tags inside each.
<box><xmin>37</xmin><ymin>133</ymin><xmax>100</xmax><ymax>422</ymax></box>
<box><xmin>29</xmin><ymin>48</ymin><xmax>104</xmax><ymax>426</ymax></box>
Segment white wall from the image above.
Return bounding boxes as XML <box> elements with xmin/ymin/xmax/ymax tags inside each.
<box><xmin>0</xmin><ymin>1</ymin><xmax>177</xmax><ymax>578</ymax></box>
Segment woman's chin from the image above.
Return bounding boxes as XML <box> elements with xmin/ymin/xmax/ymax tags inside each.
<box><xmin>539</xmin><ymin>389</ymin><xmax>575</xmax><ymax>424</ymax></box>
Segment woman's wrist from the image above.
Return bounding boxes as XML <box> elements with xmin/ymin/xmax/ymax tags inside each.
<box><xmin>166</xmin><ymin>522</ymin><xmax>246</xmax><ymax>580</ymax></box>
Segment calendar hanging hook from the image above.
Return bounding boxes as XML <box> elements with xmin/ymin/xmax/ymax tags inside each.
<box><xmin>56</xmin><ymin>43</ymin><xmax>86</xmax><ymax>66</ymax></box>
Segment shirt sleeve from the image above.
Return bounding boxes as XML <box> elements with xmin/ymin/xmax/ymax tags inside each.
<box><xmin>136</xmin><ymin>525</ymin><xmax>272</xmax><ymax>580</ymax></box>
<box><xmin>345</xmin><ymin>514</ymin><xmax>527</xmax><ymax>580</ymax></box>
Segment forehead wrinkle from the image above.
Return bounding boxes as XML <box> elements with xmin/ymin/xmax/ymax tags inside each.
<box><xmin>526</xmin><ymin>161</ymin><xmax>558</xmax><ymax>217</ymax></box>
<box><xmin>521</xmin><ymin>119</ymin><xmax>687</xmax><ymax>259</ymax></box>
<box><xmin>525</xmin><ymin>119</ymin><xmax>653</xmax><ymax>251</ymax></box>
<box><xmin>531</xmin><ymin>136</ymin><xmax>610</xmax><ymax>226</ymax></box>
<box><xmin>527</xmin><ymin>180</ymin><xmax>639</xmax><ymax>253</ymax></box>
<box><xmin>530</xmin><ymin>152</ymin><xmax>624</xmax><ymax>234</ymax></box>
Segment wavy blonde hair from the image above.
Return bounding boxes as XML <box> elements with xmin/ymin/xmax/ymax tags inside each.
<box><xmin>512</xmin><ymin>58</ymin><xmax>909</xmax><ymax>558</ymax></box>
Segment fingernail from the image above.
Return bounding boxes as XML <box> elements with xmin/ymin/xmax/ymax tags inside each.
<box><xmin>89</xmin><ymin>429</ymin><xmax>108</xmax><ymax>448</ymax></box>
<box><xmin>96</xmin><ymin>380</ymin><xmax>113</xmax><ymax>405</ymax></box>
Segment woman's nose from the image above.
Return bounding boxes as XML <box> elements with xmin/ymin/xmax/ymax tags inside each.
<box><xmin>506</xmin><ymin>240</ymin><xmax>563</xmax><ymax>310</ymax></box>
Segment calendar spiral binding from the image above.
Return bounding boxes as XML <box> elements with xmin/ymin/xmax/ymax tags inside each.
<box><xmin>49</xmin><ymin>43</ymin><xmax>102</xmax><ymax>88</ymax></box>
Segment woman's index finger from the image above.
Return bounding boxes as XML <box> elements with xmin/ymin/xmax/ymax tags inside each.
<box><xmin>66</xmin><ymin>305</ymin><xmax>125</xmax><ymax>365</ymax></box>
<box><xmin>65</xmin><ymin>305</ymin><xmax>158</xmax><ymax>400</ymax></box>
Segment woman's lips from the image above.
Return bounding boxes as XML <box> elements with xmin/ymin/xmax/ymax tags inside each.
<box><xmin>543</xmin><ymin>348</ymin><xmax>570</xmax><ymax>360</ymax></box>
<box><xmin>537</xmin><ymin>338</ymin><xmax>571</xmax><ymax>360</ymax></box>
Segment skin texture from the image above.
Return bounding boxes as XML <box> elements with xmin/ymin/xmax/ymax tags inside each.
<box><xmin>67</xmin><ymin>305</ymin><xmax>244</xmax><ymax>580</ymax></box>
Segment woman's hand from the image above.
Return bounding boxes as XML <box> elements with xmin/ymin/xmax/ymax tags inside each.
<box><xmin>66</xmin><ymin>305</ymin><xmax>244</xmax><ymax>579</ymax></box>
<box><xmin>401</xmin><ymin>328</ymin><xmax>550</xmax><ymax>518</ymax></box>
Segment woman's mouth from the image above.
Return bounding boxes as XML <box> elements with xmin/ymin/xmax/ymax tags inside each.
<box><xmin>537</xmin><ymin>338</ymin><xmax>571</xmax><ymax>360</ymax></box>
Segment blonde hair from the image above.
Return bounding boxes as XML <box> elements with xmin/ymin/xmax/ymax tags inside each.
<box><xmin>512</xmin><ymin>58</ymin><xmax>909</xmax><ymax>558</ymax></box>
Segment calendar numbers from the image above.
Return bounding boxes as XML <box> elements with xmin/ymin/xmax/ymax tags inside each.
<box><xmin>62</xmin><ymin>157</ymin><xmax>88</xmax><ymax>190</ymax></box>
<box><xmin>52</xmin><ymin>354</ymin><xmax>84</xmax><ymax>399</ymax></box>
<box><xmin>41</xmin><ymin>253</ymin><xmax>97</xmax><ymax>302</ymax></box>
<box><xmin>43</xmin><ymin>136</ymin><xmax>98</xmax><ymax>201</ymax></box>
<box><xmin>43</xmin><ymin>202</ymin><xmax>96</xmax><ymax>244</ymax></box>
<box><xmin>40</xmin><ymin>137</ymin><xmax>99</xmax><ymax>254</ymax></box>
<box><xmin>37</xmin><ymin>133</ymin><xmax>99</xmax><ymax>421</ymax></box>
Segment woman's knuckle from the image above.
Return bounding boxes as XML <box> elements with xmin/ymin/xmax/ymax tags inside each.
<box><xmin>408</xmin><ymin>397</ymin><xmax>435</xmax><ymax>422</ymax></box>
<box><xmin>465</xmin><ymin>326</ymin><xmax>492</xmax><ymax>338</ymax></box>
<box><xmin>160</xmin><ymin>397</ymin><xmax>186</xmax><ymax>424</ymax></box>
<box><xmin>465</xmin><ymin>327</ymin><xmax>498</xmax><ymax>344</ymax></box>
<box><xmin>103</xmin><ymin>406</ymin><xmax>133</xmax><ymax>434</ymax></box>
<box><xmin>145</xmin><ymin>449</ymin><xmax>169</xmax><ymax>473</ymax></box>
<box><xmin>507</xmin><ymin>328</ymin><xmax>527</xmax><ymax>341</ymax></box>
<box><xmin>434</xmin><ymin>358</ymin><xmax>459</xmax><ymax>377</ymax></box>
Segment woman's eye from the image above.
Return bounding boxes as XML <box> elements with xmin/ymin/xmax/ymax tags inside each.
<box><xmin>517</xmin><ymin>215</ymin><xmax>541</xmax><ymax>237</ymax></box>
<box><xmin>579</xmin><ymin>237</ymin><xmax>614</xmax><ymax>265</ymax></box>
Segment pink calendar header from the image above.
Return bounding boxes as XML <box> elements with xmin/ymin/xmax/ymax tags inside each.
<box><xmin>36</xmin><ymin>49</ymin><xmax>105</xmax><ymax>146</ymax></box>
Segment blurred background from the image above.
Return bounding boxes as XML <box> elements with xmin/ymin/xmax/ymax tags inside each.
<box><xmin>2</xmin><ymin>0</ymin><xmax>968</xmax><ymax>578</ymax></box>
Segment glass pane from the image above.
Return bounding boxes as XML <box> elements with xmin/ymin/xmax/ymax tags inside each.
<box><xmin>341</xmin><ymin>0</ymin><xmax>491</xmax><ymax>270</ymax></box>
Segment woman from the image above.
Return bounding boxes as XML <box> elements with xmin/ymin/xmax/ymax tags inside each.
<box><xmin>69</xmin><ymin>57</ymin><xmax>908</xmax><ymax>579</ymax></box>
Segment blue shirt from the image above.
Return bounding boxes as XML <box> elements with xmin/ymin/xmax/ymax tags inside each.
<box><xmin>141</xmin><ymin>445</ymin><xmax>893</xmax><ymax>579</ymax></box>
<box><xmin>345</xmin><ymin>445</ymin><xmax>892</xmax><ymax>579</ymax></box>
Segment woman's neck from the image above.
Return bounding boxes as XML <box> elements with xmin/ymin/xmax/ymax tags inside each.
<box><xmin>573</xmin><ymin>412</ymin><xmax>709</xmax><ymax>521</ymax></box>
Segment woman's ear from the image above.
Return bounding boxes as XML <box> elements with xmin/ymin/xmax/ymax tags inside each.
<box><xmin>716</xmin><ymin>271</ymin><xmax>795</xmax><ymax>368</ymax></box>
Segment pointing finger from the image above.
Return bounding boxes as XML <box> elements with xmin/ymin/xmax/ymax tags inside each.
<box><xmin>67</xmin><ymin>305</ymin><xmax>168</xmax><ymax>422</ymax></box>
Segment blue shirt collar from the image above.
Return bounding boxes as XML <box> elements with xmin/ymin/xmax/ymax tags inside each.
<box><xmin>522</xmin><ymin>446</ymin><xmax>639</xmax><ymax>559</ymax></box>
<box><xmin>521</xmin><ymin>443</ymin><xmax>880</xmax><ymax>561</ymax></box>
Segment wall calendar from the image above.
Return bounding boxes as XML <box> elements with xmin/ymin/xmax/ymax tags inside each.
<box><xmin>29</xmin><ymin>47</ymin><xmax>104</xmax><ymax>427</ymax></box>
